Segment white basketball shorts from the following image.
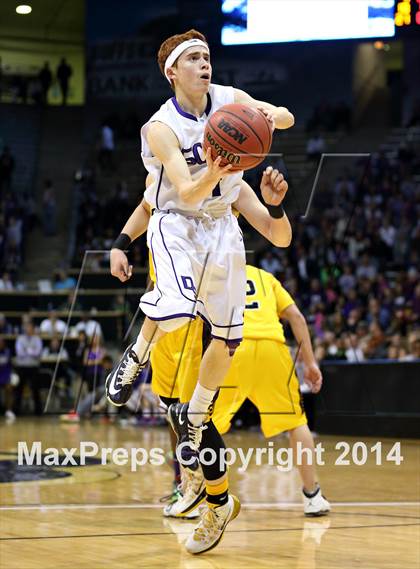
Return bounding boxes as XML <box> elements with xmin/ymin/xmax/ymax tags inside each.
<box><xmin>140</xmin><ymin>210</ymin><xmax>246</xmax><ymax>341</ymax></box>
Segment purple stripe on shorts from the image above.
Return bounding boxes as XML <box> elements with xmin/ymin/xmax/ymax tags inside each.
<box><xmin>145</xmin><ymin>232</ymin><xmax>162</xmax><ymax>306</ymax></box>
<box><xmin>197</xmin><ymin>311</ymin><xmax>243</xmax><ymax>329</ymax></box>
<box><xmin>197</xmin><ymin>311</ymin><xmax>211</xmax><ymax>327</ymax></box>
<box><xmin>211</xmin><ymin>321</ymin><xmax>244</xmax><ymax>328</ymax></box>
<box><xmin>155</xmin><ymin>165</ymin><xmax>164</xmax><ymax>211</ymax></box>
<box><xmin>211</xmin><ymin>333</ymin><xmax>243</xmax><ymax>342</ymax></box>
<box><xmin>147</xmin><ymin>312</ymin><xmax>196</xmax><ymax>321</ymax></box>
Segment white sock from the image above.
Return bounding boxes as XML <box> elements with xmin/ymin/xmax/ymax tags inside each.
<box><xmin>133</xmin><ymin>332</ymin><xmax>156</xmax><ymax>365</ymax></box>
<box><xmin>188</xmin><ymin>383</ymin><xmax>217</xmax><ymax>426</ymax></box>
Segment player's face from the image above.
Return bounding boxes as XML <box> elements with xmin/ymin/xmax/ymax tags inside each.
<box><xmin>174</xmin><ymin>47</ymin><xmax>212</xmax><ymax>93</ymax></box>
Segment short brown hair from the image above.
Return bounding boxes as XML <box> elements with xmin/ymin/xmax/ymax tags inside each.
<box><xmin>157</xmin><ymin>29</ymin><xmax>208</xmax><ymax>77</ymax></box>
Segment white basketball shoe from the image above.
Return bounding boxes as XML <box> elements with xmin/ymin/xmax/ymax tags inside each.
<box><xmin>303</xmin><ymin>486</ymin><xmax>331</xmax><ymax>517</ymax></box>
<box><xmin>185</xmin><ymin>494</ymin><xmax>241</xmax><ymax>554</ymax></box>
<box><xmin>164</xmin><ymin>468</ymin><xmax>206</xmax><ymax>519</ymax></box>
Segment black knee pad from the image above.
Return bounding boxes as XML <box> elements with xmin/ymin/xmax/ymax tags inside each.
<box><xmin>225</xmin><ymin>338</ymin><xmax>242</xmax><ymax>357</ymax></box>
<box><xmin>199</xmin><ymin>419</ymin><xmax>226</xmax><ymax>481</ymax></box>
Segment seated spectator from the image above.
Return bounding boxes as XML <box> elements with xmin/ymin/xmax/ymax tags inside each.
<box><xmin>344</xmin><ymin>334</ymin><xmax>365</xmax><ymax>362</ymax></box>
<box><xmin>40</xmin><ymin>310</ymin><xmax>67</xmax><ymax>336</ymax></box>
<box><xmin>387</xmin><ymin>345</ymin><xmax>399</xmax><ymax>360</ymax></box>
<box><xmin>379</xmin><ymin>217</ymin><xmax>396</xmax><ymax>255</ymax></box>
<box><xmin>0</xmin><ymin>313</ymin><xmax>12</xmax><ymax>334</ymax></box>
<box><xmin>74</xmin><ymin>310</ymin><xmax>103</xmax><ymax>341</ymax></box>
<box><xmin>72</xmin><ymin>330</ymin><xmax>89</xmax><ymax>380</ymax></box>
<box><xmin>98</xmin><ymin>121</ymin><xmax>115</xmax><ymax>173</ymax></box>
<box><xmin>41</xmin><ymin>336</ymin><xmax>69</xmax><ymax>362</ymax></box>
<box><xmin>366</xmin><ymin>298</ymin><xmax>390</xmax><ymax>330</ymax></box>
<box><xmin>70</xmin><ymin>354</ymin><xmax>114</xmax><ymax>420</ymax></box>
<box><xmin>42</xmin><ymin>179</ymin><xmax>57</xmax><ymax>237</ymax></box>
<box><xmin>330</xmin><ymin>310</ymin><xmax>345</xmax><ymax>337</ymax></box>
<box><xmin>308</xmin><ymin>279</ymin><xmax>326</xmax><ymax>310</ymax></box>
<box><xmin>6</xmin><ymin>216</ymin><xmax>23</xmax><ymax>253</ymax></box>
<box><xmin>363</xmin><ymin>321</ymin><xmax>387</xmax><ymax>359</ymax></box>
<box><xmin>260</xmin><ymin>251</ymin><xmax>282</xmax><ymax>275</ymax></box>
<box><xmin>356</xmin><ymin>254</ymin><xmax>377</xmax><ymax>280</ymax></box>
<box><xmin>42</xmin><ymin>337</ymin><xmax>72</xmax><ymax>399</ymax></box>
<box><xmin>126</xmin><ymin>365</ymin><xmax>162</xmax><ymax>425</ymax></box>
<box><xmin>343</xmin><ymin>289</ymin><xmax>360</xmax><ymax>319</ymax></box>
<box><xmin>14</xmin><ymin>323</ymin><xmax>43</xmax><ymax>415</ymax></box>
<box><xmin>0</xmin><ymin>336</ymin><xmax>15</xmax><ymax>421</ymax></box>
<box><xmin>347</xmin><ymin>231</ymin><xmax>368</xmax><ymax>261</ymax></box>
<box><xmin>338</xmin><ymin>265</ymin><xmax>356</xmax><ymax>295</ymax></box>
<box><xmin>413</xmin><ymin>282</ymin><xmax>420</xmax><ymax>318</ymax></box>
<box><xmin>405</xmin><ymin>334</ymin><xmax>420</xmax><ymax>361</ymax></box>
<box><xmin>53</xmin><ymin>269</ymin><xmax>76</xmax><ymax>290</ymax></box>
<box><xmin>19</xmin><ymin>314</ymin><xmax>35</xmax><ymax>333</ymax></box>
<box><xmin>346</xmin><ymin>308</ymin><xmax>362</xmax><ymax>333</ymax></box>
<box><xmin>322</xmin><ymin>331</ymin><xmax>347</xmax><ymax>360</ymax></box>
<box><xmin>306</xmin><ymin>133</ymin><xmax>325</xmax><ymax>162</ymax></box>
<box><xmin>82</xmin><ymin>334</ymin><xmax>105</xmax><ymax>391</ymax></box>
<box><xmin>58</xmin><ymin>290</ymin><xmax>83</xmax><ymax>312</ymax></box>
<box><xmin>0</xmin><ymin>272</ymin><xmax>14</xmax><ymax>291</ymax></box>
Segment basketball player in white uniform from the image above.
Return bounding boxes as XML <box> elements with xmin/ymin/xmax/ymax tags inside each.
<box><xmin>106</xmin><ymin>29</ymin><xmax>294</xmax><ymax>554</ymax></box>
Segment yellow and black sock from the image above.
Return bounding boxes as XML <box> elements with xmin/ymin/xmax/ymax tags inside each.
<box><xmin>206</xmin><ymin>478</ymin><xmax>229</xmax><ymax>507</ymax></box>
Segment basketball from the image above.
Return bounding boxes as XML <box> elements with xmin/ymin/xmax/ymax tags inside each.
<box><xmin>203</xmin><ymin>103</ymin><xmax>273</xmax><ymax>171</ymax></box>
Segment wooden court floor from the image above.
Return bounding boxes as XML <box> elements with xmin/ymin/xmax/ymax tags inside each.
<box><xmin>0</xmin><ymin>418</ymin><xmax>419</xmax><ymax>569</ymax></box>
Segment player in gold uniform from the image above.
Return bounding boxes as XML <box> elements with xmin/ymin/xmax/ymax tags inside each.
<box><xmin>150</xmin><ymin>262</ymin><xmax>330</xmax><ymax>517</ymax></box>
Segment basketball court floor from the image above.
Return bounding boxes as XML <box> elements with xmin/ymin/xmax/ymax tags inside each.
<box><xmin>1</xmin><ymin>418</ymin><xmax>419</xmax><ymax>568</ymax></box>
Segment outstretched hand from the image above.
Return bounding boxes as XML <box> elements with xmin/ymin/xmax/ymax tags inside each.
<box><xmin>260</xmin><ymin>166</ymin><xmax>288</xmax><ymax>206</ymax></box>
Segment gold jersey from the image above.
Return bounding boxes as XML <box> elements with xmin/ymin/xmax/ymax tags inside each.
<box><xmin>243</xmin><ymin>265</ymin><xmax>294</xmax><ymax>342</ymax></box>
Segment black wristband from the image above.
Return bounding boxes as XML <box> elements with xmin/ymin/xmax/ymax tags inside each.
<box><xmin>267</xmin><ymin>204</ymin><xmax>285</xmax><ymax>219</ymax></box>
<box><xmin>112</xmin><ymin>233</ymin><xmax>131</xmax><ymax>251</ymax></box>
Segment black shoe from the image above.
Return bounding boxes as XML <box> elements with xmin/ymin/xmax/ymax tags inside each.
<box><xmin>167</xmin><ymin>403</ymin><xmax>206</xmax><ymax>471</ymax></box>
<box><xmin>105</xmin><ymin>343</ymin><xmax>143</xmax><ymax>406</ymax></box>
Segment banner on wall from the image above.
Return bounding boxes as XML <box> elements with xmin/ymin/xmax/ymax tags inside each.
<box><xmin>87</xmin><ymin>39</ymin><xmax>287</xmax><ymax>100</ymax></box>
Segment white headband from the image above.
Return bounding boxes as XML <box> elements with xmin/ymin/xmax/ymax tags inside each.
<box><xmin>164</xmin><ymin>39</ymin><xmax>209</xmax><ymax>83</ymax></box>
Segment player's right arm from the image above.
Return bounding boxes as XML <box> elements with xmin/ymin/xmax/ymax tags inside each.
<box><xmin>147</xmin><ymin>121</ymin><xmax>232</xmax><ymax>205</ymax></box>
<box><xmin>279</xmin><ymin>301</ymin><xmax>323</xmax><ymax>393</ymax></box>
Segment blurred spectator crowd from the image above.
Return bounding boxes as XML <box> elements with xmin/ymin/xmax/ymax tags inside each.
<box><xmin>306</xmin><ymin>101</ymin><xmax>352</xmax><ymax>133</ymax></box>
<box><xmin>0</xmin><ymin>145</ymin><xmax>37</xmax><ymax>286</ymax></box>
<box><xmin>72</xmin><ymin>169</ymin><xmax>147</xmax><ymax>270</ymax></box>
<box><xmin>0</xmin><ymin>309</ymin><xmax>161</xmax><ymax>423</ymax></box>
<box><xmin>258</xmin><ymin>147</ymin><xmax>420</xmax><ymax>362</ymax></box>
<box><xmin>0</xmin><ymin>57</ymin><xmax>73</xmax><ymax>106</ymax></box>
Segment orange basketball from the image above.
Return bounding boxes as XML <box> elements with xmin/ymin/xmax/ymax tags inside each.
<box><xmin>203</xmin><ymin>103</ymin><xmax>273</xmax><ymax>172</ymax></box>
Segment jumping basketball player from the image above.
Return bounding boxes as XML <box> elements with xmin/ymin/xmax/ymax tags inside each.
<box><xmin>111</xmin><ymin>204</ymin><xmax>330</xmax><ymax>521</ymax></box>
<box><xmin>106</xmin><ymin>28</ymin><xmax>294</xmax><ymax>553</ymax></box>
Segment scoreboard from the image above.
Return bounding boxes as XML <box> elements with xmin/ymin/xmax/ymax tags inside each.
<box><xmin>221</xmin><ymin>0</ymin><xmax>420</xmax><ymax>45</ymax></box>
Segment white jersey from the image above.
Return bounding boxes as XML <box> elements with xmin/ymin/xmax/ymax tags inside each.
<box><xmin>141</xmin><ymin>83</ymin><xmax>243</xmax><ymax>213</ymax></box>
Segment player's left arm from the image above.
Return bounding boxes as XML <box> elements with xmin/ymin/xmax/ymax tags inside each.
<box><xmin>234</xmin><ymin>88</ymin><xmax>294</xmax><ymax>130</ymax></box>
<box><xmin>280</xmin><ymin>303</ymin><xmax>323</xmax><ymax>393</ymax></box>
<box><xmin>234</xmin><ymin>167</ymin><xmax>292</xmax><ymax>247</ymax></box>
